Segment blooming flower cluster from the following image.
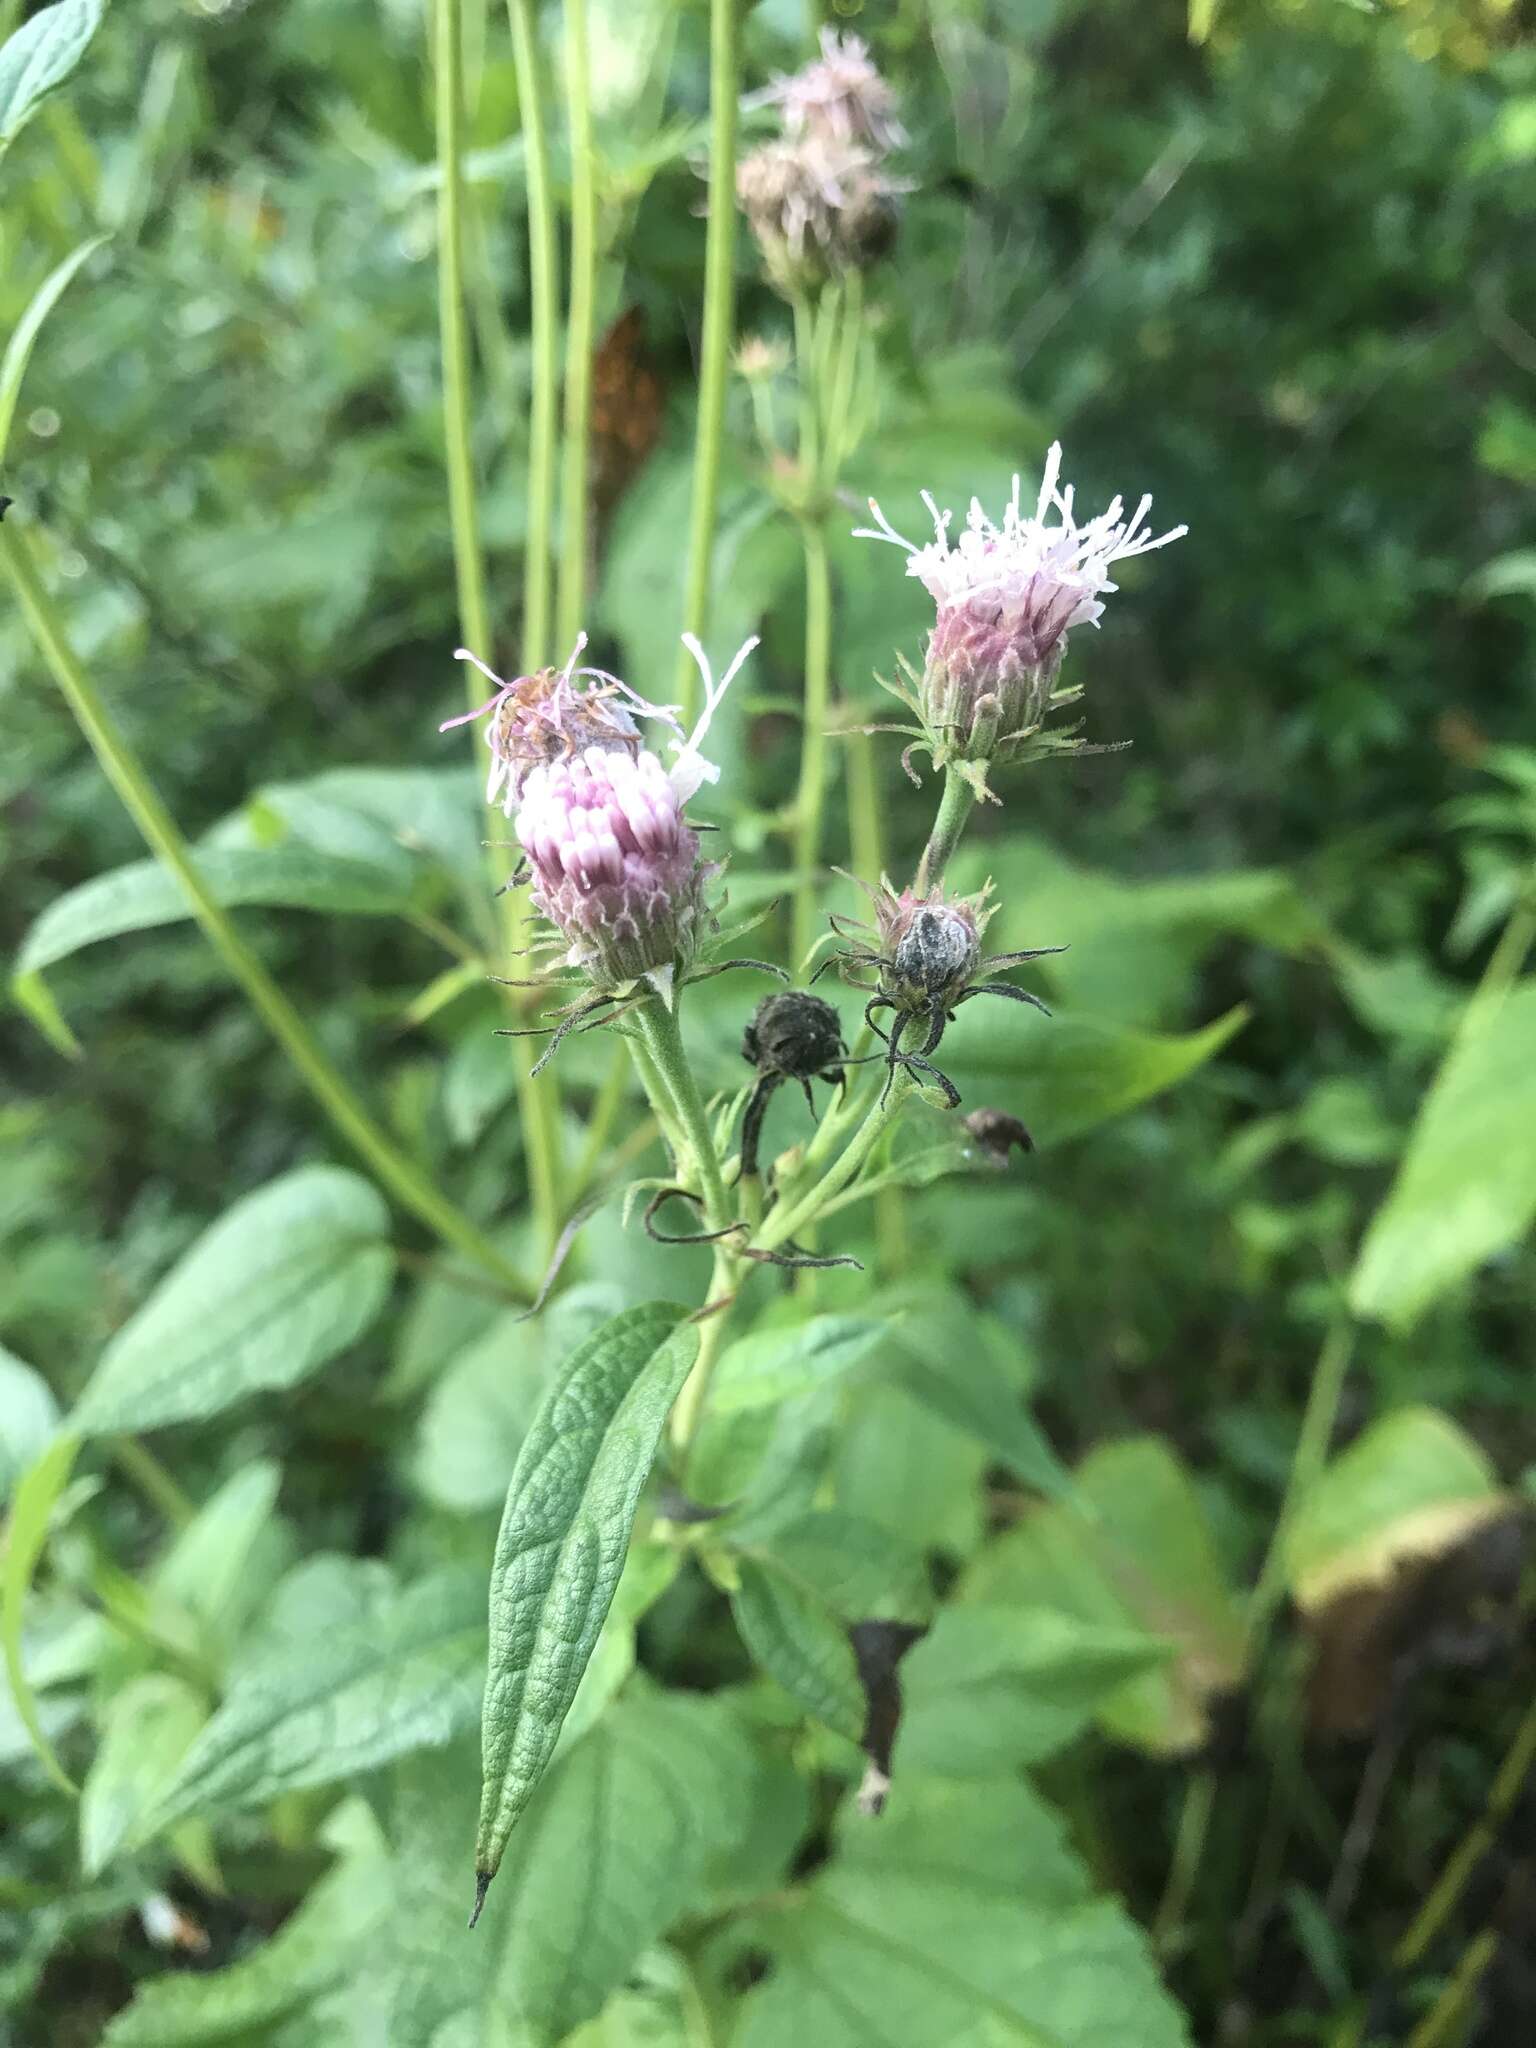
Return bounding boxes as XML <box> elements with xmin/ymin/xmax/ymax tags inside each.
<box><xmin>737</xmin><ymin>31</ymin><xmax>906</xmax><ymax>294</ymax></box>
<box><xmin>446</xmin><ymin>634</ymin><xmax>755</xmax><ymax>1005</ymax></box>
<box><xmin>857</xmin><ymin>443</ymin><xmax>1187</xmax><ymax>793</ymax></box>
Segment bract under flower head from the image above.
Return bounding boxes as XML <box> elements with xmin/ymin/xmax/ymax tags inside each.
<box><xmin>761</xmin><ymin>28</ymin><xmax>906</xmax><ymax>152</ymax></box>
<box><xmin>856</xmin><ymin>445</ymin><xmax>1186</xmax><ymax>790</ymax></box>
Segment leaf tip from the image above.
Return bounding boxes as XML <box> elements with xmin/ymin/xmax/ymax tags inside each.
<box><xmin>468</xmin><ymin>1870</ymin><xmax>492</xmax><ymax>1929</ymax></box>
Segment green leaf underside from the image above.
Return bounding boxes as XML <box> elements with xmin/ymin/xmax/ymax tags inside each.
<box><xmin>0</xmin><ymin>1341</ymin><xmax>61</xmax><ymax>1498</ymax></box>
<box><xmin>1350</xmin><ymin>985</ymin><xmax>1536</xmax><ymax>1327</ymax></box>
<box><xmin>72</xmin><ymin>1167</ymin><xmax>392</xmax><ymax>1434</ymax></box>
<box><xmin>134</xmin><ymin>1567</ymin><xmax>484</xmax><ymax>1842</ymax></box>
<box><xmin>16</xmin><ymin>842</ymin><xmax>415</xmax><ymax>983</ymax></box>
<box><xmin>0</xmin><ymin>0</ymin><xmax>105</xmax><ymax>150</ymax></box>
<box><xmin>737</xmin><ymin>1778</ymin><xmax>1193</xmax><ymax>2048</ymax></box>
<box><xmin>477</xmin><ymin>1303</ymin><xmax>699</xmax><ymax>1885</ymax></box>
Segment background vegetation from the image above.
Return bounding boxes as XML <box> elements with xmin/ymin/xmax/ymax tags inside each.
<box><xmin>3</xmin><ymin>0</ymin><xmax>1535</xmax><ymax>2043</ymax></box>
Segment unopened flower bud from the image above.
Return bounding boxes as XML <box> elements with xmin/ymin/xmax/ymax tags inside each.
<box><xmin>875</xmin><ymin>884</ymin><xmax>988</xmax><ymax>1011</ymax></box>
<box><xmin>857</xmin><ymin>445</ymin><xmax>1186</xmax><ymax>788</ymax></box>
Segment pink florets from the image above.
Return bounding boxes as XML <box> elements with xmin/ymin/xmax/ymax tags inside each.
<box><xmin>763</xmin><ymin>29</ymin><xmax>906</xmax><ymax>152</ymax></box>
<box><xmin>517</xmin><ymin>747</ymin><xmax>711</xmax><ymax>995</ymax></box>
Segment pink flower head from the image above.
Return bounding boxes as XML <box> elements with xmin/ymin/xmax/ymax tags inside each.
<box><xmin>504</xmin><ymin>634</ymin><xmax>758</xmax><ymax>1001</ymax></box>
<box><xmin>762</xmin><ymin>29</ymin><xmax>906</xmax><ymax>153</ymax></box>
<box><xmin>856</xmin><ymin>445</ymin><xmax>1186</xmax><ymax>777</ymax></box>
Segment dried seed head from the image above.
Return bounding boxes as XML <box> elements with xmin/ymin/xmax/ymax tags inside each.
<box><xmin>736</xmin><ymin>134</ymin><xmax>903</xmax><ymax>295</ymax></box>
<box><xmin>743</xmin><ymin>990</ymin><xmax>845</xmax><ymax>1080</ymax></box>
<box><xmin>963</xmin><ymin>1107</ymin><xmax>1035</xmax><ymax>1166</ymax></box>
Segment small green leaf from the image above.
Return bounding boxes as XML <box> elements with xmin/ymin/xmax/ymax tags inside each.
<box><xmin>0</xmin><ymin>1341</ymin><xmax>60</xmax><ymax>1499</ymax></box>
<box><xmin>0</xmin><ymin>1432</ymin><xmax>81</xmax><ymax>1795</ymax></box>
<box><xmin>1351</xmin><ymin>986</ymin><xmax>1536</xmax><ymax>1328</ymax></box>
<box><xmin>747</xmin><ymin>1510</ymin><xmax>933</xmax><ymax>1626</ymax></box>
<box><xmin>476</xmin><ymin>1303</ymin><xmax>699</xmax><ymax>1895</ymax></box>
<box><xmin>707</xmin><ymin>1313</ymin><xmax>885</xmax><ymax>1415</ymax></box>
<box><xmin>0</xmin><ymin>0</ymin><xmax>105</xmax><ymax>153</ymax></box>
<box><xmin>731</xmin><ymin>1558</ymin><xmax>866</xmax><ymax>1742</ymax></box>
<box><xmin>81</xmin><ymin>1674</ymin><xmax>206</xmax><ymax>1877</ymax></box>
<box><xmin>1283</xmin><ymin>1407</ymin><xmax>1504</xmax><ymax>1614</ymax></box>
<box><xmin>135</xmin><ymin>1567</ymin><xmax>484</xmax><ymax>1842</ymax></box>
<box><xmin>72</xmin><ymin>1168</ymin><xmax>392</xmax><ymax>1435</ymax></box>
<box><xmin>886</xmin><ymin>1303</ymin><xmax>1072</xmax><ymax>1502</ymax></box>
<box><xmin>16</xmin><ymin>843</ymin><xmax>414</xmax><ymax>982</ymax></box>
<box><xmin>0</xmin><ymin>234</ymin><xmax>108</xmax><ymax>467</ymax></box>
<box><xmin>152</xmin><ymin>1460</ymin><xmax>286</xmax><ymax>1655</ymax></box>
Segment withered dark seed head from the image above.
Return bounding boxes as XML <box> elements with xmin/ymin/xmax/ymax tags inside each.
<box><xmin>963</xmin><ymin>1107</ymin><xmax>1034</xmax><ymax>1166</ymax></box>
<box><xmin>743</xmin><ymin>990</ymin><xmax>845</xmax><ymax>1079</ymax></box>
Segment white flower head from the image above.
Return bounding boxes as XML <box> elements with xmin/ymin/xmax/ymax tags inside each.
<box><xmin>856</xmin><ymin>443</ymin><xmax>1187</xmax><ymax>665</ymax></box>
<box><xmin>672</xmin><ymin>633</ymin><xmax>758</xmax><ymax>803</ymax></box>
<box><xmin>761</xmin><ymin>29</ymin><xmax>906</xmax><ymax>153</ymax></box>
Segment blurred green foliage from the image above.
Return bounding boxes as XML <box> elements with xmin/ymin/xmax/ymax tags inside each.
<box><xmin>3</xmin><ymin>1</ymin><xmax>1536</xmax><ymax>2044</ymax></box>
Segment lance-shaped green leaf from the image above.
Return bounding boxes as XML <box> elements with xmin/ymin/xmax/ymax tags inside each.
<box><xmin>72</xmin><ymin>1167</ymin><xmax>392</xmax><ymax>1434</ymax></box>
<box><xmin>0</xmin><ymin>236</ymin><xmax>108</xmax><ymax>466</ymax></box>
<box><xmin>475</xmin><ymin>1302</ymin><xmax>698</xmax><ymax>1912</ymax></box>
<box><xmin>731</xmin><ymin>1558</ymin><xmax>867</xmax><ymax>1742</ymax></box>
<box><xmin>0</xmin><ymin>1342</ymin><xmax>60</xmax><ymax>1499</ymax></box>
<box><xmin>0</xmin><ymin>0</ymin><xmax>105</xmax><ymax>154</ymax></box>
<box><xmin>1351</xmin><ymin>985</ymin><xmax>1536</xmax><ymax>1328</ymax></box>
<box><xmin>80</xmin><ymin>1673</ymin><xmax>207</xmax><ymax>1877</ymax></box>
<box><xmin>132</xmin><ymin>1567</ymin><xmax>483</xmax><ymax>1842</ymax></box>
<box><xmin>0</xmin><ymin>1432</ymin><xmax>81</xmax><ymax>1795</ymax></box>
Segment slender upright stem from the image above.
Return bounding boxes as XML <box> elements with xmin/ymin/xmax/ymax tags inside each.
<box><xmin>507</xmin><ymin>0</ymin><xmax>560</xmax><ymax>669</ymax></box>
<box><xmin>435</xmin><ymin>0</ymin><xmax>563</xmax><ymax>1259</ymax></box>
<box><xmin>3</xmin><ymin>522</ymin><xmax>527</xmax><ymax>1296</ymax></box>
<box><xmin>918</xmin><ymin>768</ymin><xmax>977</xmax><ymax>891</ymax></box>
<box><xmin>791</xmin><ymin>519</ymin><xmax>833</xmax><ymax>971</ymax></box>
<box><xmin>675</xmin><ymin>0</ymin><xmax>741</xmax><ymax>722</ymax></box>
<box><xmin>1248</xmin><ymin>1316</ymin><xmax>1355</xmax><ymax>1654</ymax></box>
<box><xmin>434</xmin><ymin>0</ymin><xmax>491</xmax><ymax>659</ymax></box>
<box><xmin>556</xmin><ymin>0</ymin><xmax>597</xmax><ymax>650</ymax></box>
<box><xmin>1396</xmin><ymin>1701</ymin><xmax>1536</xmax><ymax>1969</ymax></box>
<box><xmin>670</xmin><ymin>1241</ymin><xmax>737</xmax><ymax>1453</ymax></box>
<box><xmin>754</xmin><ymin>1072</ymin><xmax>911</xmax><ymax>1253</ymax></box>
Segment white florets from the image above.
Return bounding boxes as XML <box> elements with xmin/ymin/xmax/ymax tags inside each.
<box><xmin>857</xmin><ymin>442</ymin><xmax>1187</xmax><ymax>645</ymax></box>
<box><xmin>762</xmin><ymin>29</ymin><xmax>906</xmax><ymax>152</ymax></box>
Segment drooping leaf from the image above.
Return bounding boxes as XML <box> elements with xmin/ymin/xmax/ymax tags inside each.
<box><xmin>100</xmin><ymin>1801</ymin><xmax>392</xmax><ymax>2046</ymax></box>
<box><xmin>0</xmin><ymin>1431</ymin><xmax>82</xmax><ymax>1795</ymax></box>
<box><xmin>476</xmin><ymin>1303</ymin><xmax>699</xmax><ymax>1896</ymax></box>
<box><xmin>1351</xmin><ymin>986</ymin><xmax>1536</xmax><ymax>1328</ymax></box>
<box><xmin>16</xmin><ymin>842</ymin><xmax>415</xmax><ymax>983</ymax></box>
<box><xmin>0</xmin><ymin>0</ymin><xmax>105</xmax><ymax>153</ymax></box>
<box><xmin>0</xmin><ymin>1341</ymin><xmax>60</xmax><ymax>1498</ymax></box>
<box><xmin>72</xmin><ymin>1167</ymin><xmax>392</xmax><ymax>1434</ymax></box>
<box><xmin>1283</xmin><ymin>1406</ymin><xmax>1505</xmax><ymax>1614</ymax></box>
<box><xmin>736</xmin><ymin>1776</ymin><xmax>1194</xmax><ymax>2048</ymax></box>
<box><xmin>745</xmin><ymin>1510</ymin><xmax>934</xmax><ymax>1626</ymax></box>
<box><xmin>133</xmin><ymin>1566</ymin><xmax>484</xmax><ymax>1842</ymax></box>
<box><xmin>706</xmin><ymin>1313</ymin><xmax>886</xmax><ymax>1415</ymax></box>
<box><xmin>80</xmin><ymin>1674</ymin><xmax>207</xmax><ymax>1877</ymax></box>
<box><xmin>0</xmin><ymin>235</ymin><xmax>108</xmax><ymax>466</ymax></box>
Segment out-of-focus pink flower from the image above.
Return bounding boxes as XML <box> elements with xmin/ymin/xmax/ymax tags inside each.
<box><xmin>736</xmin><ymin>133</ymin><xmax>902</xmax><ymax>293</ymax></box>
<box><xmin>761</xmin><ymin>29</ymin><xmax>906</xmax><ymax>152</ymax></box>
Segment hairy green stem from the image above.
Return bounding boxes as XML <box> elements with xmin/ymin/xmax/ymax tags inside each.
<box><xmin>918</xmin><ymin>769</ymin><xmax>977</xmax><ymax>892</ymax></box>
<box><xmin>436</xmin><ymin>0</ymin><xmax>563</xmax><ymax>1258</ymax></box>
<box><xmin>556</xmin><ymin>0</ymin><xmax>597</xmax><ymax>650</ymax></box>
<box><xmin>675</xmin><ymin>0</ymin><xmax>741</xmax><ymax>721</ymax></box>
<box><xmin>3</xmin><ymin>521</ymin><xmax>527</xmax><ymax>1296</ymax></box>
<box><xmin>506</xmin><ymin>0</ymin><xmax>560</xmax><ymax>668</ymax></box>
<box><xmin>632</xmin><ymin>996</ymin><xmax>730</xmax><ymax>1230</ymax></box>
<box><xmin>755</xmin><ymin>1073</ymin><xmax>912</xmax><ymax>1253</ymax></box>
<box><xmin>791</xmin><ymin>519</ymin><xmax>833</xmax><ymax>971</ymax></box>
